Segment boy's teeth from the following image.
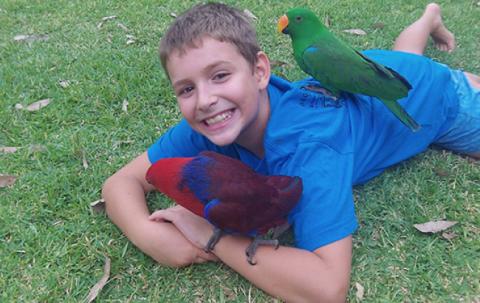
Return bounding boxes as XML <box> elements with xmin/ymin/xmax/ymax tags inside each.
<box><xmin>206</xmin><ymin>111</ymin><xmax>232</xmax><ymax>125</ymax></box>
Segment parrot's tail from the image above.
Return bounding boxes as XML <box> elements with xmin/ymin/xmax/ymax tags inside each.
<box><xmin>385</xmin><ymin>99</ymin><xmax>421</xmax><ymax>132</ymax></box>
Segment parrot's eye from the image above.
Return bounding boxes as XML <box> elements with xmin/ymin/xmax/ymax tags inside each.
<box><xmin>295</xmin><ymin>16</ymin><xmax>302</xmax><ymax>22</ymax></box>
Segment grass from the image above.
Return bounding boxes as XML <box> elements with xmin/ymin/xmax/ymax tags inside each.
<box><xmin>0</xmin><ymin>0</ymin><xmax>479</xmax><ymax>301</ymax></box>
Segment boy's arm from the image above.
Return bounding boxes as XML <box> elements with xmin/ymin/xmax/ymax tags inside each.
<box><xmin>101</xmin><ymin>152</ymin><xmax>216</xmax><ymax>266</ymax></box>
<box><xmin>216</xmin><ymin>234</ymin><xmax>352</xmax><ymax>302</ymax></box>
<box><xmin>153</xmin><ymin>205</ymin><xmax>351</xmax><ymax>302</ymax></box>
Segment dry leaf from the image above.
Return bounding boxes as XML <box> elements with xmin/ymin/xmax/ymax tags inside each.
<box><xmin>343</xmin><ymin>29</ymin><xmax>367</xmax><ymax>36</ymax></box>
<box><xmin>82</xmin><ymin>150</ymin><xmax>89</xmax><ymax>169</ymax></box>
<box><xmin>441</xmin><ymin>231</ymin><xmax>457</xmax><ymax>240</ymax></box>
<box><xmin>15</xmin><ymin>98</ymin><xmax>51</xmax><ymax>112</ymax></box>
<box><xmin>90</xmin><ymin>199</ymin><xmax>106</xmax><ymax>213</ymax></box>
<box><xmin>97</xmin><ymin>15</ymin><xmax>117</xmax><ymax>29</ymax></box>
<box><xmin>117</xmin><ymin>22</ymin><xmax>129</xmax><ymax>32</ymax></box>
<box><xmin>371</xmin><ymin>22</ymin><xmax>385</xmax><ymax>30</ymax></box>
<box><xmin>59</xmin><ymin>80</ymin><xmax>70</xmax><ymax>88</ymax></box>
<box><xmin>14</xmin><ymin>34</ymin><xmax>49</xmax><ymax>42</ymax></box>
<box><xmin>29</xmin><ymin>144</ymin><xmax>46</xmax><ymax>152</ymax></box>
<box><xmin>0</xmin><ymin>147</ymin><xmax>18</xmax><ymax>153</ymax></box>
<box><xmin>122</xmin><ymin>99</ymin><xmax>128</xmax><ymax>112</ymax></box>
<box><xmin>434</xmin><ymin>168</ymin><xmax>449</xmax><ymax>177</ymax></box>
<box><xmin>270</xmin><ymin>60</ymin><xmax>289</xmax><ymax>68</ymax></box>
<box><xmin>112</xmin><ymin>140</ymin><xmax>134</xmax><ymax>149</ymax></box>
<box><xmin>102</xmin><ymin>15</ymin><xmax>117</xmax><ymax>21</ymax></box>
<box><xmin>467</xmin><ymin>226</ymin><xmax>480</xmax><ymax>235</ymax></box>
<box><xmin>414</xmin><ymin>220</ymin><xmax>457</xmax><ymax>233</ymax></box>
<box><xmin>355</xmin><ymin>282</ymin><xmax>364</xmax><ymax>300</ymax></box>
<box><xmin>243</xmin><ymin>9</ymin><xmax>257</xmax><ymax>20</ymax></box>
<box><xmin>126</xmin><ymin>34</ymin><xmax>135</xmax><ymax>45</ymax></box>
<box><xmin>324</xmin><ymin>15</ymin><xmax>332</xmax><ymax>28</ymax></box>
<box><xmin>86</xmin><ymin>256</ymin><xmax>111</xmax><ymax>303</ymax></box>
<box><xmin>0</xmin><ymin>175</ymin><xmax>17</xmax><ymax>188</ymax></box>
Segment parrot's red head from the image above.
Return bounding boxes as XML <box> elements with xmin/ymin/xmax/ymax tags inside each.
<box><xmin>146</xmin><ymin>157</ymin><xmax>205</xmax><ymax>217</ymax></box>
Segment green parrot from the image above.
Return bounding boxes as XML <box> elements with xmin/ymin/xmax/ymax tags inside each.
<box><xmin>278</xmin><ymin>7</ymin><xmax>421</xmax><ymax>132</ymax></box>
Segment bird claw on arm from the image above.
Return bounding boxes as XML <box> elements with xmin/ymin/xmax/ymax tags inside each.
<box><xmin>204</xmin><ymin>227</ymin><xmax>223</xmax><ymax>253</ymax></box>
<box><xmin>242</xmin><ymin>223</ymin><xmax>291</xmax><ymax>265</ymax></box>
<box><xmin>246</xmin><ymin>237</ymin><xmax>280</xmax><ymax>265</ymax></box>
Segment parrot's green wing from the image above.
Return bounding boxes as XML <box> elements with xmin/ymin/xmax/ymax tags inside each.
<box><xmin>299</xmin><ymin>36</ymin><xmax>420</xmax><ymax>131</ymax></box>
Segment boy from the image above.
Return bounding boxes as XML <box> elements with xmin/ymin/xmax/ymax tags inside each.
<box><xmin>102</xmin><ymin>2</ymin><xmax>479</xmax><ymax>302</ymax></box>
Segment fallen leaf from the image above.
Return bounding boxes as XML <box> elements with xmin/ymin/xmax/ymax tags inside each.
<box><xmin>270</xmin><ymin>60</ymin><xmax>289</xmax><ymax>68</ymax></box>
<box><xmin>117</xmin><ymin>22</ymin><xmax>129</xmax><ymax>32</ymax></box>
<box><xmin>243</xmin><ymin>9</ymin><xmax>257</xmax><ymax>20</ymax></box>
<box><xmin>355</xmin><ymin>282</ymin><xmax>364</xmax><ymax>300</ymax></box>
<box><xmin>97</xmin><ymin>15</ymin><xmax>117</xmax><ymax>29</ymax></box>
<box><xmin>122</xmin><ymin>99</ymin><xmax>128</xmax><ymax>112</ymax></box>
<box><xmin>90</xmin><ymin>199</ymin><xmax>106</xmax><ymax>213</ymax></box>
<box><xmin>82</xmin><ymin>150</ymin><xmax>89</xmax><ymax>169</ymax></box>
<box><xmin>221</xmin><ymin>285</ymin><xmax>236</xmax><ymax>301</ymax></box>
<box><xmin>126</xmin><ymin>34</ymin><xmax>136</xmax><ymax>45</ymax></box>
<box><xmin>441</xmin><ymin>231</ymin><xmax>457</xmax><ymax>240</ymax></box>
<box><xmin>0</xmin><ymin>175</ymin><xmax>17</xmax><ymax>188</ymax></box>
<box><xmin>52</xmin><ymin>220</ymin><xmax>63</xmax><ymax>226</ymax></box>
<box><xmin>112</xmin><ymin>140</ymin><xmax>134</xmax><ymax>149</ymax></box>
<box><xmin>343</xmin><ymin>29</ymin><xmax>367</xmax><ymax>36</ymax></box>
<box><xmin>14</xmin><ymin>34</ymin><xmax>49</xmax><ymax>42</ymax></box>
<box><xmin>15</xmin><ymin>98</ymin><xmax>51</xmax><ymax>112</ymax></box>
<box><xmin>324</xmin><ymin>15</ymin><xmax>332</xmax><ymax>28</ymax></box>
<box><xmin>102</xmin><ymin>15</ymin><xmax>117</xmax><ymax>21</ymax></box>
<box><xmin>467</xmin><ymin>226</ymin><xmax>480</xmax><ymax>235</ymax></box>
<box><xmin>371</xmin><ymin>22</ymin><xmax>385</xmax><ymax>30</ymax></box>
<box><xmin>29</xmin><ymin>144</ymin><xmax>46</xmax><ymax>152</ymax></box>
<box><xmin>86</xmin><ymin>256</ymin><xmax>111</xmax><ymax>303</ymax></box>
<box><xmin>59</xmin><ymin>80</ymin><xmax>70</xmax><ymax>88</ymax></box>
<box><xmin>434</xmin><ymin>168</ymin><xmax>449</xmax><ymax>177</ymax></box>
<box><xmin>0</xmin><ymin>147</ymin><xmax>18</xmax><ymax>153</ymax></box>
<box><xmin>414</xmin><ymin>220</ymin><xmax>457</xmax><ymax>233</ymax></box>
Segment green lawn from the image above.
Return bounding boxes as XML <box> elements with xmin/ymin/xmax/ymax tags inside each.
<box><xmin>1</xmin><ymin>0</ymin><xmax>479</xmax><ymax>301</ymax></box>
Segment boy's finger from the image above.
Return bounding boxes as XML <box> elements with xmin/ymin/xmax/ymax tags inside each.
<box><xmin>149</xmin><ymin>209</ymin><xmax>175</xmax><ymax>221</ymax></box>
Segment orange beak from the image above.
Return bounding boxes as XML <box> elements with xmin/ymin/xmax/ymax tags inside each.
<box><xmin>277</xmin><ymin>15</ymin><xmax>289</xmax><ymax>33</ymax></box>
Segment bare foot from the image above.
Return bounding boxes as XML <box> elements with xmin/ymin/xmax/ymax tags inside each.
<box><xmin>424</xmin><ymin>3</ymin><xmax>456</xmax><ymax>52</ymax></box>
<box><xmin>464</xmin><ymin>72</ymin><xmax>480</xmax><ymax>90</ymax></box>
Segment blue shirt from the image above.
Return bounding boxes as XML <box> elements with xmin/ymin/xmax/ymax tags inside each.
<box><xmin>148</xmin><ymin>50</ymin><xmax>459</xmax><ymax>251</ymax></box>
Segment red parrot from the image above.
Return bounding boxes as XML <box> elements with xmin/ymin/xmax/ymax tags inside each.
<box><xmin>145</xmin><ymin>151</ymin><xmax>303</xmax><ymax>265</ymax></box>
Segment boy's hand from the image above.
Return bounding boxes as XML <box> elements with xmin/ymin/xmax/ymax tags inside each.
<box><xmin>149</xmin><ymin>205</ymin><xmax>216</xmax><ymax>251</ymax></box>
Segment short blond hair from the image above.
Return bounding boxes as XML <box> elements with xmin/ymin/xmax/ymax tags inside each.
<box><xmin>159</xmin><ymin>2</ymin><xmax>260</xmax><ymax>74</ymax></box>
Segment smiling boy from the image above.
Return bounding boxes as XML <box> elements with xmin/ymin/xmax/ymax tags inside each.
<box><xmin>167</xmin><ymin>36</ymin><xmax>270</xmax><ymax>155</ymax></box>
<box><xmin>102</xmin><ymin>3</ymin><xmax>479</xmax><ymax>302</ymax></box>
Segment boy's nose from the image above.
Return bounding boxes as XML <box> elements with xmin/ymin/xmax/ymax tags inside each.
<box><xmin>197</xmin><ymin>91</ymin><xmax>218</xmax><ymax>112</ymax></box>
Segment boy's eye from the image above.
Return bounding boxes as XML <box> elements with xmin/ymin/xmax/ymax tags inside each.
<box><xmin>177</xmin><ymin>86</ymin><xmax>194</xmax><ymax>97</ymax></box>
<box><xmin>213</xmin><ymin>72</ymin><xmax>230</xmax><ymax>81</ymax></box>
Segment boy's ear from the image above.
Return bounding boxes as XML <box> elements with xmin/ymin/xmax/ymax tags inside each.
<box><xmin>254</xmin><ymin>51</ymin><xmax>271</xmax><ymax>89</ymax></box>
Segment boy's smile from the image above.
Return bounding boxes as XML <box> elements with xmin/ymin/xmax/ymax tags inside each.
<box><xmin>166</xmin><ymin>37</ymin><xmax>271</xmax><ymax>156</ymax></box>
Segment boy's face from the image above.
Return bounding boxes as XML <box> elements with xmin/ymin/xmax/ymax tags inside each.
<box><xmin>166</xmin><ymin>37</ymin><xmax>270</xmax><ymax>148</ymax></box>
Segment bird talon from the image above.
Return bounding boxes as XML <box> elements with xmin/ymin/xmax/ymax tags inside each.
<box><xmin>204</xmin><ymin>227</ymin><xmax>223</xmax><ymax>252</ymax></box>
<box><xmin>273</xmin><ymin>240</ymin><xmax>280</xmax><ymax>250</ymax></box>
